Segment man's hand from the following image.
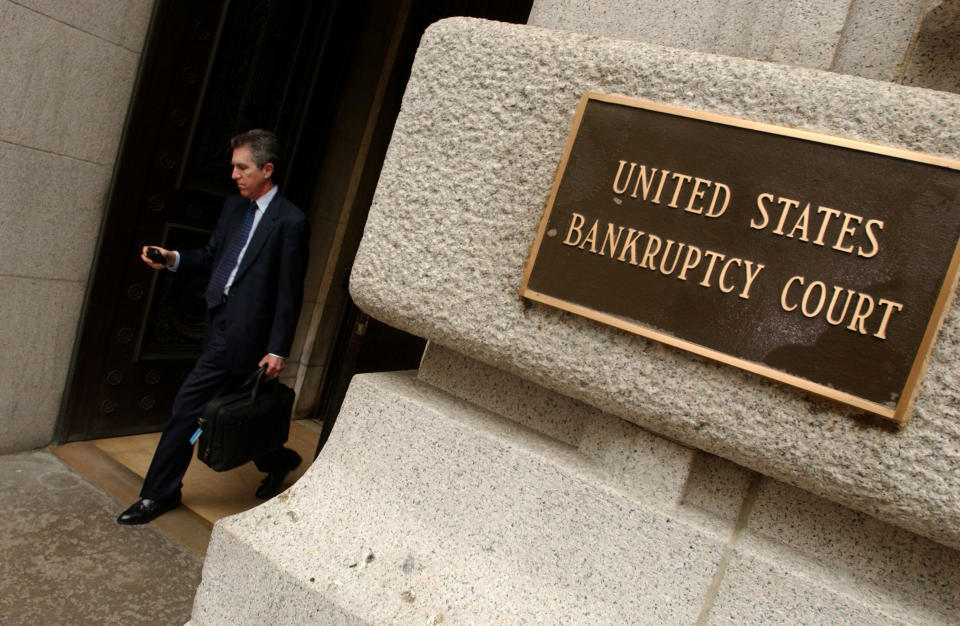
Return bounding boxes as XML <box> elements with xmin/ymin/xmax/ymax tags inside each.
<box><xmin>141</xmin><ymin>245</ymin><xmax>172</xmax><ymax>269</ymax></box>
<box><xmin>259</xmin><ymin>354</ymin><xmax>286</xmax><ymax>379</ymax></box>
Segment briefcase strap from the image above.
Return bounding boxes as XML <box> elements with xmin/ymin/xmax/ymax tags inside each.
<box><xmin>240</xmin><ymin>365</ymin><xmax>279</xmax><ymax>403</ymax></box>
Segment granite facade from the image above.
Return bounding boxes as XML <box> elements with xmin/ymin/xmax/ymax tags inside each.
<box><xmin>350</xmin><ymin>18</ymin><xmax>960</xmax><ymax>549</ymax></box>
<box><xmin>0</xmin><ymin>0</ymin><xmax>153</xmax><ymax>452</ymax></box>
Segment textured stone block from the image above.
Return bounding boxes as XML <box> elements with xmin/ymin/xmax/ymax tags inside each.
<box><xmin>349</xmin><ymin>18</ymin><xmax>960</xmax><ymax>548</ymax></box>
<box><xmin>681</xmin><ymin>451</ymin><xmax>756</xmax><ymax>524</ymax></box>
<box><xmin>191</xmin><ymin>372</ymin><xmax>727</xmax><ymax>624</ymax></box>
<box><xmin>710</xmin><ymin>550</ymin><xmax>917</xmax><ymax>625</ymax></box>
<box><xmin>901</xmin><ymin>1</ymin><xmax>960</xmax><ymax>94</ymax></box>
<box><xmin>529</xmin><ymin>0</ymin><xmax>960</xmax><ymax>93</ymax></box>
<box><xmin>421</xmin><ymin>343</ymin><xmax>719</xmax><ymax>511</ymax></box>
<box><xmin>578</xmin><ymin>411</ymin><xmax>696</xmax><ymax>506</ymax></box>
<box><xmin>0</xmin><ymin>142</ymin><xmax>110</xmax><ymax>281</ymax></box>
<box><xmin>708</xmin><ymin>475</ymin><xmax>960</xmax><ymax>624</ymax></box>
<box><xmin>528</xmin><ymin>0</ymin><xmax>849</xmax><ymax>69</ymax></box>
<box><xmin>418</xmin><ymin>342</ymin><xmax>590</xmax><ymax>446</ymax></box>
<box><xmin>831</xmin><ymin>0</ymin><xmax>929</xmax><ymax>82</ymax></box>
<box><xmin>742</xmin><ymin>478</ymin><xmax>960</xmax><ymax>622</ymax></box>
<box><xmin>0</xmin><ymin>2</ymin><xmax>139</xmax><ymax>164</ymax></box>
<box><xmin>0</xmin><ymin>277</ymin><xmax>85</xmax><ymax>452</ymax></box>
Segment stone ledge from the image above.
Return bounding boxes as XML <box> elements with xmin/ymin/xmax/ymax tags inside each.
<box><xmin>190</xmin><ymin>372</ymin><xmax>728</xmax><ymax>624</ymax></box>
<box><xmin>192</xmin><ymin>372</ymin><xmax>960</xmax><ymax>623</ymax></box>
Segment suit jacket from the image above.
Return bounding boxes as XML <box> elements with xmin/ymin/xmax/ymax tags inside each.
<box><xmin>180</xmin><ymin>192</ymin><xmax>310</xmax><ymax>374</ymax></box>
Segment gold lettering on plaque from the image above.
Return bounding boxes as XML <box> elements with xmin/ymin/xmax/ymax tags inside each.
<box><xmin>612</xmin><ymin>161</ymin><xmax>730</xmax><ymax>218</ymax></box>
<box><xmin>779</xmin><ymin>275</ymin><xmax>905</xmax><ymax>339</ymax></box>
<box><xmin>833</xmin><ymin>212</ymin><xmax>863</xmax><ymax>254</ymax></box>
<box><xmin>561</xmin><ymin>212</ymin><xmax>765</xmax><ymax>300</ymax></box>
<box><xmin>522</xmin><ymin>92</ymin><xmax>960</xmax><ymax>425</ymax></box>
<box><xmin>563</xmin><ymin>212</ymin><xmax>586</xmax><ymax>245</ymax></box>
<box><xmin>751</xmin><ymin>193</ymin><xmax>886</xmax><ymax>258</ymax></box>
<box><xmin>617</xmin><ymin>228</ymin><xmax>645</xmax><ymax>265</ymax></box>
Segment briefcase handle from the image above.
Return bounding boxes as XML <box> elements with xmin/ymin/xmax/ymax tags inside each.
<box><xmin>240</xmin><ymin>365</ymin><xmax>276</xmax><ymax>402</ymax></box>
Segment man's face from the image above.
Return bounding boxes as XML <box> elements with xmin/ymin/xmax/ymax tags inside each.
<box><xmin>231</xmin><ymin>144</ymin><xmax>274</xmax><ymax>199</ymax></box>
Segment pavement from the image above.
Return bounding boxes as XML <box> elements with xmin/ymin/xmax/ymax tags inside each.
<box><xmin>0</xmin><ymin>449</ymin><xmax>202</xmax><ymax>625</ymax></box>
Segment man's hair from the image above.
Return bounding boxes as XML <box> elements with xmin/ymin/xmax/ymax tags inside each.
<box><xmin>230</xmin><ymin>129</ymin><xmax>281</xmax><ymax>178</ymax></box>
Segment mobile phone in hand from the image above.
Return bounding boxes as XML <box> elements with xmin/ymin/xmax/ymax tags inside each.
<box><xmin>146</xmin><ymin>247</ymin><xmax>165</xmax><ymax>265</ymax></box>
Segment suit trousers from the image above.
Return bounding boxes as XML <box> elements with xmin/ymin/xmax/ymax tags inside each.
<box><xmin>140</xmin><ymin>303</ymin><xmax>299</xmax><ymax>501</ymax></box>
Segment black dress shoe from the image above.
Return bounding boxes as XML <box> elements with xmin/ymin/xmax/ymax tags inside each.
<box><xmin>116</xmin><ymin>497</ymin><xmax>180</xmax><ymax>525</ymax></box>
<box><xmin>255</xmin><ymin>451</ymin><xmax>302</xmax><ymax>500</ymax></box>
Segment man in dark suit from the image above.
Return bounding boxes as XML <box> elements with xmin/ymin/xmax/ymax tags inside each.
<box><xmin>118</xmin><ymin>129</ymin><xmax>310</xmax><ymax>525</ymax></box>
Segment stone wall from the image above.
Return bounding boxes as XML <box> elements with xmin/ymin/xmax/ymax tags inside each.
<box><xmin>418</xmin><ymin>344</ymin><xmax>960</xmax><ymax>622</ymax></box>
<box><xmin>0</xmin><ymin>0</ymin><xmax>154</xmax><ymax>452</ymax></box>
<box><xmin>528</xmin><ymin>0</ymin><xmax>959</xmax><ymax>93</ymax></box>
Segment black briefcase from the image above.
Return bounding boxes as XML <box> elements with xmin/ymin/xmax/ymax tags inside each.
<box><xmin>196</xmin><ymin>366</ymin><xmax>295</xmax><ymax>472</ymax></box>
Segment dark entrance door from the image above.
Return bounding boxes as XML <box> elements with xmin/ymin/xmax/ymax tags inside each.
<box><xmin>59</xmin><ymin>0</ymin><xmax>533</xmax><ymax>444</ymax></box>
<box><xmin>58</xmin><ymin>0</ymin><xmax>357</xmax><ymax>442</ymax></box>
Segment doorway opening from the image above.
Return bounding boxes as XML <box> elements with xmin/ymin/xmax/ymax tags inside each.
<box><xmin>57</xmin><ymin>0</ymin><xmax>534</xmax><ymax>446</ymax></box>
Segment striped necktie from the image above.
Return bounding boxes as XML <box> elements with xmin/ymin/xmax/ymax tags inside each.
<box><xmin>205</xmin><ymin>201</ymin><xmax>257</xmax><ymax>308</ymax></box>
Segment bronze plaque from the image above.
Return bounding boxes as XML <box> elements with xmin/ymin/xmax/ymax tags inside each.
<box><xmin>520</xmin><ymin>92</ymin><xmax>960</xmax><ymax>425</ymax></box>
